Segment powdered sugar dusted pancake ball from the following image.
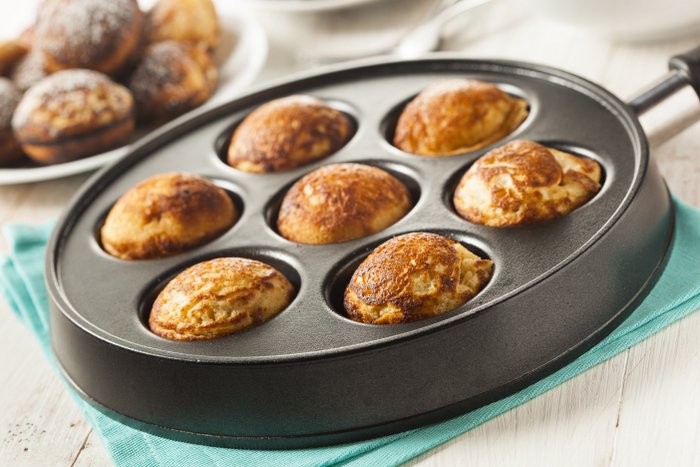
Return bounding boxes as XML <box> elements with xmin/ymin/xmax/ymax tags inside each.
<box><xmin>9</xmin><ymin>51</ymin><xmax>50</xmax><ymax>92</ymax></box>
<box><xmin>12</xmin><ymin>70</ymin><xmax>134</xmax><ymax>164</ymax></box>
<box><xmin>127</xmin><ymin>41</ymin><xmax>217</xmax><ymax>123</ymax></box>
<box><xmin>0</xmin><ymin>79</ymin><xmax>25</xmax><ymax>165</ymax></box>
<box><xmin>35</xmin><ymin>0</ymin><xmax>144</xmax><ymax>76</ymax></box>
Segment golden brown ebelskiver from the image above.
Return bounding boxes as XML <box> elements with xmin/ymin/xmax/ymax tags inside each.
<box><xmin>12</xmin><ymin>70</ymin><xmax>134</xmax><ymax>164</ymax></box>
<box><xmin>146</xmin><ymin>0</ymin><xmax>220</xmax><ymax>51</ymax></box>
<box><xmin>0</xmin><ymin>78</ymin><xmax>25</xmax><ymax>165</ymax></box>
<box><xmin>394</xmin><ymin>79</ymin><xmax>528</xmax><ymax>157</ymax></box>
<box><xmin>128</xmin><ymin>41</ymin><xmax>217</xmax><ymax>123</ymax></box>
<box><xmin>278</xmin><ymin>163</ymin><xmax>412</xmax><ymax>244</ymax></box>
<box><xmin>227</xmin><ymin>95</ymin><xmax>352</xmax><ymax>173</ymax></box>
<box><xmin>0</xmin><ymin>40</ymin><xmax>27</xmax><ymax>76</ymax></box>
<box><xmin>35</xmin><ymin>0</ymin><xmax>144</xmax><ymax>76</ymax></box>
<box><xmin>101</xmin><ymin>173</ymin><xmax>237</xmax><ymax>260</ymax></box>
<box><xmin>344</xmin><ymin>232</ymin><xmax>493</xmax><ymax>324</ymax></box>
<box><xmin>453</xmin><ymin>140</ymin><xmax>602</xmax><ymax>226</ymax></box>
<box><xmin>149</xmin><ymin>257</ymin><xmax>295</xmax><ymax>341</ymax></box>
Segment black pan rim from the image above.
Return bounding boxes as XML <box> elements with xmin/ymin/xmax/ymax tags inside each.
<box><xmin>52</xmin><ymin>200</ymin><xmax>674</xmax><ymax>447</ymax></box>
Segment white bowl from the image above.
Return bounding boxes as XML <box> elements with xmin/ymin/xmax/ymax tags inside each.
<box><xmin>517</xmin><ymin>0</ymin><xmax>700</xmax><ymax>42</ymax></box>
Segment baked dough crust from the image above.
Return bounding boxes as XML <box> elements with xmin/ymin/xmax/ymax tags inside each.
<box><xmin>394</xmin><ymin>79</ymin><xmax>528</xmax><ymax>157</ymax></box>
<box><xmin>146</xmin><ymin>0</ymin><xmax>220</xmax><ymax>51</ymax></box>
<box><xmin>149</xmin><ymin>257</ymin><xmax>294</xmax><ymax>341</ymax></box>
<box><xmin>0</xmin><ymin>78</ymin><xmax>24</xmax><ymax>165</ymax></box>
<box><xmin>36</xmin><ymin>0</ymin><xmax>144</xmax><ymax>76</ymax></box>
<box><xmin>453</xmin><ymin>140</ymin><xmax>602</xmax><ymax>226</ymax></box>
<box><xmin>101</xmin><ymin>172</ymin><xmax>237</xmax><ymax>260</ymax></box>
<box><xmin>277</xmin><ymin>163</ymin><xmax>412</xmax><ymax>244</ymax></box>
<box><xmin>344</xmin><ymin>232</ymin><xmax>493</xmax><ymax>324</ymax></box>
<box><xmin>0</xmin><ymin>40</ymin><xmax>28</xmax><ymax>76</ymax></box>
<box><xmin>12</xmin><ymin>70</ymin><xmax>134</xmax><ymax>164</ymax></box>
<box><xmin>128</xmin><ymin>41</ymin><xmax>217</xmax><ymax>123</ymax></box>
<box><xmin>227</xmin><ymin>95</ymin><xmax>352</xmax><ymax>173</ymax></box>
<box><xmin>9</xmin><ymin>51</ymin><xmax>50</xmax><ymax>92</ymax></box>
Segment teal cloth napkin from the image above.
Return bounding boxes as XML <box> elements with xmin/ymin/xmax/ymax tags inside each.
<box><xmin>3</xmin><ymin>198</ymin><xmax>700</xmax><ymax>467</ymax></box>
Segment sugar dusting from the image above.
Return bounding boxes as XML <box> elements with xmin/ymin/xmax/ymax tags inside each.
<box><xmin>128</xmin><ymin>41</ymin><xmax>188</xmax><ymax>101</ymax></box>
<box><xmin>0</xmin><ymin>78</ymin><xmax>21</xmax><ymax>128</ymax></box>
<box><xmin>10</xmin><ymin>52</ymin><xmax>49</xmax><ymax>92</ymax></box>
<box><xmin>36</xmin><ymin>0</ymin><xmax>138</xmax><ymax>65</ymax></box>
<box><xmin>12</xmin><ymin>69</ymin><xmax>112</xmax><ymax>128</ymax></box>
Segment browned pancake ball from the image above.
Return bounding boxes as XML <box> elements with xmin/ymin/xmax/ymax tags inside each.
<box><xmin>35</xmin><ymin>0</ymin><xmax>144</xmax><ymax>76</ymax></box>
<box><xmin>146</xmin><ymin>0</ymin><xmax>220</xmax><ymax>51</ymax></box>
<box><xmin>453</xmin><ymin>140</ymin><xmax>602</xmax><ymax>227</ymax></box>
<box><xmin>227</xmin><ymin>95</ymin><xmax>352</xmax><ymax>173</ymax></box>
<box><xmin>128</xmin><ymin>41</ymin><xmax>217</xmax><ymax>123</ymax></box>
<box><xmin>394</xmin><ymin>79</ymin><xmax>529</xmax><ymax>157</ymax></box>
<box><xmin>12</xmin><ymin>70</ymin><xmax>134</xmax><ymax>164</ymax></box>
<box><xmin>344</xmin><ymin>232</ymin><xmax>493</xmax><ymax>324</ymax></box>
<box><xmin>9</xmin><ymin>51</ymin><xmax>51</xmax><ymax>92</ymax></box>
<box><xmin>0</xmin><ymin>79</ymin><xmax>25</xmax><ymax>165</ymax></box>
<box><xmin>0</xmin><ymin>40</ymin><xmax>28</xmax><ymax>76</ymax></box>
<box><xmin>17</xmin><ymin>25</ymin><xmax>36</xmax><ymax>50</ymax></box>
<box><xmin>101</xmin><ymin>173</ymin><xmax>237</xmax><ymax>260</ymax></box>
<box><xmin>278</xmin><ymin>163</ymin><xmax>412</xmax><ymax>244</ymax></box>
<box><xmin>149</xmin><ymin>257</ymin><xmax>295</xmax><ymax>341</ymax></box>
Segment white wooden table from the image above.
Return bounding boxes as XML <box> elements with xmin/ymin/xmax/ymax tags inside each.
<box><xmin>2</xmin><ymin>1</ymin><xmax>700</xmax><ymax>465</ymax></box>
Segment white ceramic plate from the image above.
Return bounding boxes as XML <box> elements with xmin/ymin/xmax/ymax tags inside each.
<box><xmin>0</xmin><ymin>10</ymin><xmax>268</xmax><ymax>185</ymax></box>
<box><xmin>238</xmin><ymin>0</ymin><xmax>388</xmax><ymax>12</ymax></box>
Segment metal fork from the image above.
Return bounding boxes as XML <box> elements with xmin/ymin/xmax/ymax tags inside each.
<box><xmin>295</xmin><ymin>0</ymin><xmax>495</xmax><ymax>65</ymax></box>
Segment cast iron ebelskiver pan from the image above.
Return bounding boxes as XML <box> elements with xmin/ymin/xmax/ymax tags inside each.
<box><xmin>46</xmin><ymin>45</ymin><xmax>700</xmax><ymax>448</ymax></box>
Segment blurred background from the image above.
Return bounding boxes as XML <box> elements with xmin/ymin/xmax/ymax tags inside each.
<box><xmin>237</xmin><ymin>0</ymin><xmax>700</xmax><ymax>77</ymax></box>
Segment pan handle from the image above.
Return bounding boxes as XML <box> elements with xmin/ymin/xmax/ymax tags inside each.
<box><xmin>629</xmin><ymin>45</ymin><xmax>700</xmax><ymax>113</ymax></box>
<box><xmin>669</xmin><ymin>45</ymin><xmax>700</xmax><ymax>100</ymax></box>
<box><xmin>628</xmin><ymin>45</ymin><xmax>700</xmax><ymax>148</ymax></box>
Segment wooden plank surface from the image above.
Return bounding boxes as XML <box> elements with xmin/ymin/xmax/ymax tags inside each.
<box><xmin>1</xmin><ymin>1</ymin><xmax>700</xmax><ymax>466</ymax></box>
